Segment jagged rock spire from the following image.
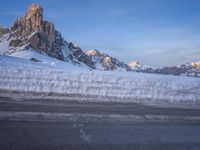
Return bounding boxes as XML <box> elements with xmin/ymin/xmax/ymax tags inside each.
<box><xmin>26</xmin><ymin>4</ymin><xmax>43</xmax><ymax>19</ymax></box>
<box><xmin>11</xmin><ymin>4</ymin><xmax>44</xmax><ymax>37</ymax></box>
<box><xmin>10</xmin><ymin>4</ymin><xmax>58</xmax><ymax>55</ymax></box>
<box><xmin>25</xmin><ymin>4</ymin><xmax>43</xmax><ymax>31</ymax></box>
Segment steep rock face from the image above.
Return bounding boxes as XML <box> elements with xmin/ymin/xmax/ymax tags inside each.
<box><xmin>12</xmin><ymin>4</ymin><xmax>43</xmax><ymax>37</ymax></box>
<box><xmin>102</xmin><ymin>56</ymin><xmax>115</xmax><ymax>70</ymax></box>
<box><xmin>25</xmin><ymin>4</ymin><xmax>43</xmax><ymax>31</ymax></box>
<box><xmin>67</xmin><ymin>43</ymin><xmax>95</xmax><ymax>68</ymax></box>
<box><xmin>9</xmin><ymin>4</ymin><xmax>64</xmax><ymax>60</ymax></box>
<box><xmin>0</xmin><ymin>4</ymin><xmax>95</xmax><ymax>68</ymax></box>
<box><xmin>86</xmin><ymin>49</ymin><xmax>131</xmax><ymax>71</ymax></box>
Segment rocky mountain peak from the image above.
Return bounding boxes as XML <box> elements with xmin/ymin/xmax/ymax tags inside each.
<box><xmin>9</xmin><ymin>3</ymin><xmax>58</xmax><ymax>59</ymax></box>
<box><xmin>11</xmin><ymin>4</ymin><xmax>44</xmax><ymax>37</ymax></box>
<box><xmin>26</xmin><ymin>4</ymin><xmax>43</xmax><ymax>19</ymax></box>
<box><xmin>128</xmin><ymin>61</ymin><xmax>140</xmax><ymax>68</ymax></box>
<box><xmin>102</xmin><ymin>56</ymin><xmax>116</xmax><ymax>70</ymax></box>
<box><xmin>86</xmin><ymin>49</ymin><xmax>131</xmax><ymax>71</ymax></box>
<box><xmin>191</xmin><ymin>62</ymin><xmax>200</xmax><ymax>68</ymax></box>
<box><xmin>25</xmin><ymin>4</ymin><xmax>43</xmax><ymax>31</ymax></box>
<box><xmin>0</xmin><ymin>3</ymin><xmax>133</xmax><ymax>71</ymax></box>
<box><xmin>86</xmin><ymin>49</ymin><xmax>101</xmax><ymax>56</ymax></box>
<box><xmin>0</xmin><ymin>4</ymin><xmax>96</xmax><ymax>69</ymax></box>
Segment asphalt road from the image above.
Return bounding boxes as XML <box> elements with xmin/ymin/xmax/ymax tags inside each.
<box><xmin>0</xmin><ymin>96</ymin><xmax>200</xmax><ymax>150</ymax></box>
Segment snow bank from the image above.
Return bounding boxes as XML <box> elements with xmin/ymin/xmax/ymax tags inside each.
<box><xmin>0</xmin><ymin>55</ymin><xmax>200</xmax><ymax>104</ymax></box>
<box><xmin>0</xmin><ymin>33</ymin><xmax>10</xmax><ymax>54</ymax></box>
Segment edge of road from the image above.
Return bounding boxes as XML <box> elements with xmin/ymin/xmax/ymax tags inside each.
<box><xmin>0</xmin><ymin>90</ymin><xmax>200</xmax><ymax>109</ymax></box>
<box><xmin>0</xmin><ymin>111</ymin><xmax>200</xmax><ymax>124</ymax></box>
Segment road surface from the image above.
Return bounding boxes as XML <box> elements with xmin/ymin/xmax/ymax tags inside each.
<box><xmin>0</xmin><ymin>96</ymin><xmax>200</xmax><ymax>150</ymax></box>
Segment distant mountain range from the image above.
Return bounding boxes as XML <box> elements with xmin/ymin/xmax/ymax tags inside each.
<box><xmin>0</xmin><ymin>4</ymin><xmax>199</xmax><ymax>77</ymax></box>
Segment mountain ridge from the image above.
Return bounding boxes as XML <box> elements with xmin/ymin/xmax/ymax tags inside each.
<box><xmin>0</xmin><ymin>3</ymin><xmax>199</xmax><ymax>77</ymax></box>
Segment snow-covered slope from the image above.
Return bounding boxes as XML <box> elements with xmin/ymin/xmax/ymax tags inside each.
<box><xmin>9</xmin><ymin>50</ymin><xmax>91</xmax><ymax>71</ymax></box>
<box><xmin>0</xmin><ymin>55</ymin><xmax>199</xmax><ymax>105</ymax></box>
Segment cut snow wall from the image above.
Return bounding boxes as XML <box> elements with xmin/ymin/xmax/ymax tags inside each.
<box><xmin>0</xmin><ymin>67</ymin><xmax>200</xmax><ymax>104</ymax></box>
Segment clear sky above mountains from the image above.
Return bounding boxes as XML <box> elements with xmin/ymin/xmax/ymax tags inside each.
<box><xmin>0</xmin><ymin>0</ymin><xmax>200</xmax><ymax>66</ymax></box>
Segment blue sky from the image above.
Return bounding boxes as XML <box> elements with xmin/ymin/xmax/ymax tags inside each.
<box><xmin>0</xmin><ymin>0</ymin><xmax>200</xmax><ymax>66</ymax></box>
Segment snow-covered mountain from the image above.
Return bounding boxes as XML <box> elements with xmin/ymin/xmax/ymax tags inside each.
<box><xmin>0</xmin><ymin>3</ymin><xmax>199</xmax><ymax>77</ymax></box>
<box><xmin>128</xmin><ymin>61</ymin><xmax>154</xmax><ymax>73</ymax></box>
<box><xmin>153</xmin><ymin>62</ymin><xmax>200</xmax><ymax>77</ymax></box>
<box><xmin>0</xmin><ymin>4</ymin><xmax>95</xmax><ymax>69</ymax></box>
<box><xmin>128</xmin><ymin>60</ymin><xmax>200</xmax><ymax>77</ymax></box>
<box><xmin>86</xmin><ymin>49</ymin><xmax>131</xmax><ymax>71</ymax></box>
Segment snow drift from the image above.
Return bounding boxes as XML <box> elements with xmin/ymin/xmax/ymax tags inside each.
<box><xmin>0</xmin><ymin>55</ymin><xmax>200</xmax><ymax>105</ymax></box>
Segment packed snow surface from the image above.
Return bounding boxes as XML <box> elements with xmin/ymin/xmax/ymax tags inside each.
<box><xmin>9</xmin><ymin>50</ymin><xmax>89</xmax><ymax>71</ymax></box>
<box><xmin>0</xmin><ymin>55</ymin><xmax>200</xmax><ymax>104</ymax></box>
<box><xmin>0</xmin><ymin>34</ymin><xmax>10</xmax><ymax>54</ymax></box>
